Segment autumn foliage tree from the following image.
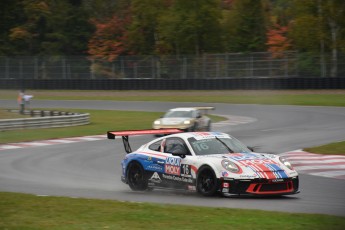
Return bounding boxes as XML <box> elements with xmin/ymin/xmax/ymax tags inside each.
<box><xmin>88</xmin><ymin>14</ymin><xmax>131</xmax><ymax>62</ymax></box>
<box><xmin>266</xmin><ymin>23</ymin><xmax>291</xmax><ymax>57</ymax></box>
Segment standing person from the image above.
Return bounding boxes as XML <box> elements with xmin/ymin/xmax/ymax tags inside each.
<box><xmin>23</xmin><ymin>94</ymin><xmax>33</xmax><ymax>110</ymax></box>
<box><xmin>17</xmin><ymin>90</ymin><xmax>25</xmax><ymax>114</ymax></box>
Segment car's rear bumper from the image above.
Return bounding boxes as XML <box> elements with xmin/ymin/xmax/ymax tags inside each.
<box><xmin>153</xmin><ymin>125</ymin><xmax>191</xmax><ymax>130</ymax></box>
<box><xmin>220</xmin><ymin>176</ymin><xmax>299</xmax><ymax>196</ymax></box>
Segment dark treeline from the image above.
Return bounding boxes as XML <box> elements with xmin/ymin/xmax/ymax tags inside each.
<box><xmin>0</xmin><ymin>0</ymin><xmax>344</xmax><ymax>68</ymax></box>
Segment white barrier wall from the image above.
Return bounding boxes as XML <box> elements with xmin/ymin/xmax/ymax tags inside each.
<box><xmin>0</xmin><ymin>111</ymin><xmax>90</xmax><ymax>131</ymax></box>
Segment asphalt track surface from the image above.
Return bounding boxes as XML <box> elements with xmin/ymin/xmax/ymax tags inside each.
<box><xmin>1</xmin><ymin>99</ymin><xmax>345</xmax><ymax>216</ymax></box>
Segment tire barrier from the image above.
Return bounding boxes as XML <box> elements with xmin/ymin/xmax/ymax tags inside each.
<box><xmin>0</xmin><ymin>110</ymin><xmax>90</xmax><ymax>131</ymax></box>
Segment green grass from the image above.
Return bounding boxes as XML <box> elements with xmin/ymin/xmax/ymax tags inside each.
<box><xmin>0</xmin><ymin>109</ymin><xmax>31</xmax><ymax>119</ymax></box>
<box><xmin>304</xmin><ymin>141</ymin><xmax>345</xmax><ymax>155</ymax></box>
<box><xmin>0</xmin><ymin>109</ymin><xmax>225</xmax><ymax>144</ymax></box>
<box><xmin>0</xmin><ymin>192</ymin><xmax>344</xmax><ymax>230</ymax></box>
<box><xmin>1</xmin><ymin>90</ymin><xmax>345</xmax><ymax>106</ymax></box>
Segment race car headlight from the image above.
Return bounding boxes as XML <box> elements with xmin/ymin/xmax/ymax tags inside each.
<box><xmin>279</xmin><ymin>157</ymin><xmax>293</xmax><ymax>170</ymax></box>
<box><xmin>154</xmin><ymin>120</ymin><xmax>161</xmax><ymax>125</ymax></box>
<box><xmin>183</xmin><ymin>120</ymin><xmax>191</xmax><ymax>125</ymax></box>
<box><xmin>221</xmin><ymin>159</ymin><xmax>239</xmax><ymax>173</ymax></box>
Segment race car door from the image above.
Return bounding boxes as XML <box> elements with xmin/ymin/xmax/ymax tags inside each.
<box><xmin>161</xmin><ymin>137</ymin><xmax>194</xmax><ymax>188</ymax></box>
<box><xmin>146</xmin><ymin>137</ymin><xmax>194</xmax><ymax>189</ymax></box>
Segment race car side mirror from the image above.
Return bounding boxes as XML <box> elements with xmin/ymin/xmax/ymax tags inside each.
<box><xmin>248</xmin><ymin>146</ymin><xmax>255</xmax><ymax>152</ymax></box>
<box><xmin>172</xmin><ymin>152</ymin><xmax>186</xmax><ymax>159</ymax></box>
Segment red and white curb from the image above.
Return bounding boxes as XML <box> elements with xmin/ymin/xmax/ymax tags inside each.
<box><xmin>281</xmin><ymin>150</ymin><xmax>345</xmax><ymax>180</ymax></box>
<box><xmin>0</xmin><ymin>135</ymin><xmax>106</xmax><ymax>151</ymax></box>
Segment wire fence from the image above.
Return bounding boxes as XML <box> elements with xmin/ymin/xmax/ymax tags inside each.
<box><xmin>0</xmin><ymin>52</ymin><xmax>344</xmax><ymax>79</ymax></box>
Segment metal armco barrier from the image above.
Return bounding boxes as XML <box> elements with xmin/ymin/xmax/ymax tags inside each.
<box><xmin>0</xmin><ymin>77</ymin><xmax>345</xmax><ymax>90</ymax></box>
<box><xmin>0</xmin><ymin>110</ymin><xmax>90</xmax><ymax>131</ymax></box>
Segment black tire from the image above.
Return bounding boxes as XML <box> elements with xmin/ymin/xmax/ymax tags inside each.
<box><xmin>127</xmin><ymin>161</ymin><xmax>148</xmax><ymax>191</ymax></box>
<box><xmin>196</xmin><ymin>166</ymin><xmax>219</xmax><ymax>196</ymax></box>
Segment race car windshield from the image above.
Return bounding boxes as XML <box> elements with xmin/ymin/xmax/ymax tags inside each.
<box><xmin>188</xmin><ymin>137</ymin><xmax>251</xmax><ymax>156</ymax></box>
<box><xmin>164</xmin><ymin>110</ymin><xmax>193</xmax><ymax>118</ymax></box>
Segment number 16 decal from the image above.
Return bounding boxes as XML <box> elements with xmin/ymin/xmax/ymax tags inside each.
<box><xmin>181</xmin><ymin>164</ymin><xmax>191</xmax><ymax>177</ymax></box>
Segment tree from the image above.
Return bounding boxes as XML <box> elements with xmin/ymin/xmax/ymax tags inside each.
<box><xmin>289</xmin><ymin>0</ymin><xmax>345</xmax><ymax>77</ymax></box>
<box><xmin>5</xmin><ymin>0</ymin><xmax>94</xmax><ymax>56</ymax></box>
<box><xmin>88</xmin><ymin>14</ymin><xmax>131</xmax><ymax>61</ymax></box>
<box><xmin>41</xmin><ymin>0</ymin><xmax>94</xmax><ymax>55</ymax></box>
<box><xmin>126</xmin><ymin>0</ymin><xmax>167</xmax><ymax>55</ymax></box>
<box><xmin>8</xmin><ymin>0</ymin><xmax>51</xmax><ymax>55</ymax></box>
<box><xmin>0</xmin><ymin>0</ymin><xmax>27</xmax><ymax>55</ymax></box>
<box><xmin>266</xmin><ymin>23</ymin><xmax>291</xmax><ymax>57</ymax></box>
<box><xmin>82</xmin><ymin>0</ymin><xmax>127</xmax><ymax>20</ymax></box>
<box><xmin>223</xmin><ymin>0</ymin><xmax>268</xmax><ymax>52</ymax></box>
<box><xmin>158</xmin><ymin>0</ymin><xmax>223</xmax><ymax>55</ymax></box>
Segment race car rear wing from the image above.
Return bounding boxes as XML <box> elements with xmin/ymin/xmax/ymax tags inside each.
<box><xmin>107</xmin><ymin>129</ymin><xmax>183</xmax><ymax>153</ymax></box>
<box><xmin>192</xmin><ymin>107</ymin><xmax>215</xmax><ymax>114</ymax></box>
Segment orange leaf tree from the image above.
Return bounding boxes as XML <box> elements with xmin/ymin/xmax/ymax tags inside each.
<box><xmin>88</xmin><ymin>14</ymin><xmax>132</xmax><ymax>62</ymax></box>
<box><xmin>266</xmin><ymin>23</ymin><xmax>292</xmax><ymax>58</ymax></box>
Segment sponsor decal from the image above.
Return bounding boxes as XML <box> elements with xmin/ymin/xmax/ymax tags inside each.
<box><xmin>228</xmin><ymin>153</ymin><xmax>266</xmax><ymax>161</ymax></box>
<box><xmin>166</xmin><ymin>157</ymin><xmax>181</xmax><ymax>166</ymax></box>
<box><xmin>147</xmin><ymin>164</ymin><xmax>164</xmax><ymax>172</ymax></box>
<box><xmin>165</xmin><ymin>165</ymin><xmax>180</xmax><ymax>175</ymax></box>
<box><xmin>192</xmin><ymin>132</ymin><xmax>230</xmax><ymax>140</ymax></box>
<box><xmin>165</xmin><ymin>157</ymin><xmax>182</xmax><ymax>175</ymax></box>
<box><xmin>223</xmin><ymin>182</ymin><xmax>230</xmax><ymax>188</ymax></box>
<box><xmin>272</xmin><ymin>179</ymin><xmax>284</xmax><ymax>182</ymax></box>
<box><xmin>149</xmin><ymin>172</ymin><xmax>162</xmax><ymax>183</ymax></box>
<box><xmin>239</xmin><ymin>174</ymin><xmax>257</xmax><ymax>178</ymax></box>
<box><xmin>162</xmin><ymin>174</ymin><xmax>193</xmax><ymax>183</ymax></box>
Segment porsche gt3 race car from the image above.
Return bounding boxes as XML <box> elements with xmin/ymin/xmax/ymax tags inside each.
<box><xmin>152</xmin><ymin>107</ymin><xmax>214</xmax><ymax>132</ymax></box>
<box><xmin>107</xmin><ymin>129</ymin><xmax>299</xmax><ymax>197</ymax></box>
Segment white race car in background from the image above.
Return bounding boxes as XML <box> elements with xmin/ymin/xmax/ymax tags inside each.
<box><xmin>107</xmin><ymin>129</ymin><xmax>299</xmax><ymax>197</ymax></box>
<box><xmin>152</xmin><ymin>107</ymin><xmax>214</xmax><ymax>132</ymax></box>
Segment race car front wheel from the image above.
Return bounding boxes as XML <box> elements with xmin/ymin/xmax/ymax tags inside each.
<box><xmin>196</xmin><ymin>166</ymin><xmax>218</xmax><ymax>196</ymax></box>
<box><xmin>127</xmin><ymin>161</ymin><xmax>148</xmax><ymax>191</ymax></box>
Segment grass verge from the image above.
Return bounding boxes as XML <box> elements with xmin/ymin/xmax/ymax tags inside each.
<box><xmin>0</xmin><ymin>109</ymin><xmax>225</xmax><ymax>144</ymax></box>
<box><xmin>1</xmin><ymin>90</ymin><xmax>345</xmax><ymax>106</ymax></box>
<box><xmin>0</xmin><ymin>192</ymin><xmax>344</xmax><ymax>230</ymax></box>
<box><xmin>304</xmin><ymin>141</ymin><xmax>345</xmax><ymax>155</ymax></box>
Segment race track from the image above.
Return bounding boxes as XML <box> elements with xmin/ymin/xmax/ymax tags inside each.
<box><xmin>0</xmin><ymin>100</ymin><xmax>345</xmax><ymax>216</ymax></box>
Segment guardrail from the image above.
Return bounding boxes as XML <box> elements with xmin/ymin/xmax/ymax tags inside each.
<box><xmin>0</xmin><ymin>110</ymin><xmax>90</xmax><ymax>131</ymax></box>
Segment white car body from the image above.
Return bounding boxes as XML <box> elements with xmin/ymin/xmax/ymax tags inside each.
<box><xmin>152</xmin><ymin>107</ymin><xmax>213</xmax><ymax>131</ymax></box>
<box><xmin>108</xmin><ymin>130</ymin><xmax>299</xmax><ymax>196</ymax></box>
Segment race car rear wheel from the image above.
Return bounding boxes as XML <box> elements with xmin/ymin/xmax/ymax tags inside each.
<box><xmin>127</xmin><ymin>161</ymin><xmax>148</xmax><ymax>191</ymax></box>
<box><xmin>196</xmin><ymin>166</ymin><xmax>218</xmax><ymax>196</ymax></box>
